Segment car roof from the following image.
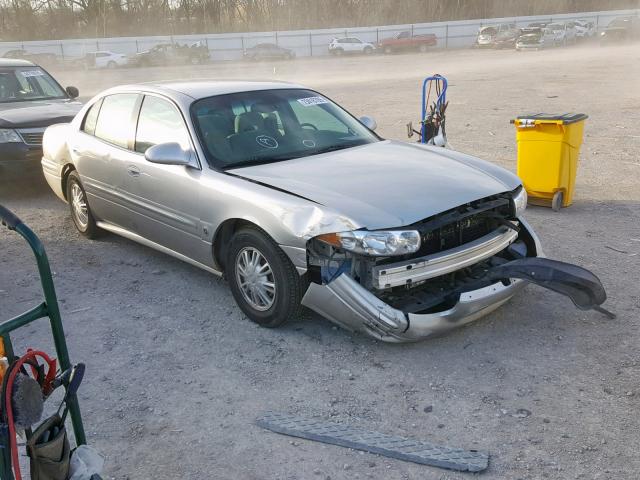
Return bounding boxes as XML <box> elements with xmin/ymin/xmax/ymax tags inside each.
<box><xmin>0</xmin><ymin>58</ymin><xmax>35</xmax><ymax>67</ymax></box>
<box><xmin>103</xmin><ymin>80</ymin><xmax>307</xmax><ymax>99</ymax></box>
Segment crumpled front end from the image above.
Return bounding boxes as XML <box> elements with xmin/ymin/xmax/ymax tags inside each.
<box><xmin>301</xmin><ymin>191</ymin><xmax>610</xmax><ymax>342</ymax></box>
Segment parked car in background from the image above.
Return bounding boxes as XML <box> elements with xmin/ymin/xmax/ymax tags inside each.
<box><xmin>80</xmin><ymin>51</ymin><xmax>128</xmax><ymax>69</ymax></box>
<box><xmin>0</xmin><ymin>59</ymin><xmax>80</xmax><ymax>176</ymax></box>
<box><xmin>132</xmin><ymin>42</ymin><xmax>209</xmax><ymax>67</ymax></box>
<box><xmin>378</xmin><ymin>31</ymin><xmax>437</xmax><ymax>53</ymax></box>
<box><xmin>244</xmin><ymin>43</ymin><xmax>295</xmax><ymax>61</ymax></box>
<box><xmin>572</xmin><ymin>20</ymin><xmax>597</xmax><ymax>39</ymax></box>
<box><xmin>600</xmin><ymin>16</ymin><xmax>640</xmax><ymax>43</ymax></box>
<box><xmin>328</xmin><ymin>37</ymin><xmax>375</xmax><ymax>55</ymax></box>
<box><xmin>547</xmin><ymin>23</ymin><xmax>576</xmax><ymax>46</ymax></box>
<box><xmin>475</xmin><ymin>23</ymin><xmax>518</xmax><ymax>48</ymax></box>
<box><xmin>3</xmin><ymin>49</ymin><xmax>59</xmax><ymax>69</ymax></box>
<box><xmin>492</xmin><ymin>26</ymin><xmax>522</xmax><ymax>49</ymax></box>
<box><xmin>515</xmin><ymin>27</ymin><xmax>556</xmax><ymax>50</ymax></box>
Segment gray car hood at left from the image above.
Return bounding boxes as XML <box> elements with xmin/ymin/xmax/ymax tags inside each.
<box><xmin>228</xmin><ymin>140</ymin><xmax>521</xmax><ymax>229</ymax></box>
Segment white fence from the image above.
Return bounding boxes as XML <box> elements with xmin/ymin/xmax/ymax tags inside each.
<box><xmin>1</xmin><ymin>8</ymin><xmax>638</xmax><ymax>61</ymax></box>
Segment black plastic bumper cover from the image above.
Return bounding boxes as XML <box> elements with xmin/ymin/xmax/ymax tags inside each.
<box><xmin>484</xmin><ymin>257</ymin><xmax>614</xmax><ymax>318</ymax></box>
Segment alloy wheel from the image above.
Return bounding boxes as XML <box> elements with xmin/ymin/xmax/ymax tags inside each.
<box><xmin>235</xmin><ymin>247</ymin><xmax>276</xmax><ymax>311</ymax></box>
<box><xmin>70</xmin><ymin>183</ymin><xmax>89</xmax><ymax>229</ymax></box>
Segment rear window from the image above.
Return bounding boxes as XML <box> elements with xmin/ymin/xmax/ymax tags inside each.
<box><xmin>94</xmin><ymin>93</ymin><xmax>139</xmax><ymax>148</ymax></box>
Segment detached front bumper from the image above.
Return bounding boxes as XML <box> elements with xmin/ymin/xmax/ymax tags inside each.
<box><xmin>302</xmin><ymin>272</ymin><xmax>526</xmax><ymax>343</ymax></box>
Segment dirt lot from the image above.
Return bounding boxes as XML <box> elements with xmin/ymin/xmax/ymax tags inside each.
<box><xmin>1</xmin><ymin>43</ymin><xmax>639</xmax><ymax>479</ymax></box>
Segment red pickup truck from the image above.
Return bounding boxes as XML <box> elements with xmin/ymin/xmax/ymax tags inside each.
<box><xmin>378</xmin><ymin>31</ymin><xmax>438</xmax><ymax>53</ymax></box>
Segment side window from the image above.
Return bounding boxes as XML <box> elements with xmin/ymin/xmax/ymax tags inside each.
<box><xmin>94</xmin><ymin>93</ymin><xmax>139</xmax><ymax>148</ymax></box>
<box><xmin>82</xmin><ymin>99</ymin><xmax>103</xmax><ymax>135</ymax></box>
<box><xmin>135</xmin><ymin>95</ymin><xmax>191</xmax><ymax>154</ymax></box>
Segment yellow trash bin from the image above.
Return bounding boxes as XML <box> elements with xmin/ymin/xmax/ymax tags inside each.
<box><xmin>513</xmin><ymin>113</ymin><xmax>588</xmax><ymax>211</ymax></box>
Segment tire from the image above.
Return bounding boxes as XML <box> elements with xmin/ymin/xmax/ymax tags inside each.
<box><xmin>419</xmin><ymin>44</ymin><xmax>428</xmax><ymax>52</ymax></box>
<box><xmin>285</xmin><ymin>52</ymin><xmax>293</xmax><ymax>60</ymax></box>
<box><xmin>227</xmin><ymin>227</ymin><xmax>306</xmax><ymax>328</ymax></box>
<box><xmin>107</xmin><ymin>61</ymin><xmax>117</xmax><ymax>69</ymax></box>
<box><xmin>384</xmin><ymin>46</ymin><xmax>393</xmax><ymax>54</ymax></box>
<box><xmin>363</xmin><ymin>46</ymin><xmax>373</xmax><ymax>55</ymax></box>
<box><xmin>334</xmin><ymin>48</ymin><xmax>344</xmax><ymax>56</ymax></box>
<box><xmin>66</xmin><ymin>171</ymin><xmax>99</xmax><ymax>238</ymax></box>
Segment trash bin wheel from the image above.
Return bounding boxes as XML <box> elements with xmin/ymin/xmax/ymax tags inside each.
<box><xmin>552</xmin><ymin>191</ymin><xmax>564</xmax><ymax>212</ymax></box>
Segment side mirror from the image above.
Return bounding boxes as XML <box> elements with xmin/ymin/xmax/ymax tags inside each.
<box><xmin>66</xmin><ymin>86</ymin><xmax>79</xmax><ymax>99</ymax></box>
<box><xmin>359</xmin><ymin>115</ymin><xmax>377</xmax><ymax>131</ymax></box>
<box><xmin>145</xmin><ymin>142</ymin><xmax>194</xmax><ymax>166</ymax></box>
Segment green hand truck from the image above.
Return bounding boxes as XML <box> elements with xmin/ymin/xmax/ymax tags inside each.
<box><xmin>0</xmin><ymin>204</ymin><xmax>86</xmax><ymax>479</ymax></box>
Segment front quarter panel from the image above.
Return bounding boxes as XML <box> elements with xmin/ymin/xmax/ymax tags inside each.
<box><xmin>199</xmin><ymin>169</ymin><xmax>361</xmax><ymax>252</ymax></box>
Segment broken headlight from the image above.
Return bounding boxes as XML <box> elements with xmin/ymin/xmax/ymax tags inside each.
<box><xmin>317</xmin><ymin>230</ymin><xmax>421</xmax><ymax>256</ymax></box>
<box><xmin>513</xmin><ymin>186</ymin><xmax>528</xmax><ymax>216</ymax></box>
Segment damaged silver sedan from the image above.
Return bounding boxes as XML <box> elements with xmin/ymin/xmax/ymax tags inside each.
<box><xmin>41</xmin><ymin>81</ymin><xmax>611</xmax><ymax>342</ymax></box>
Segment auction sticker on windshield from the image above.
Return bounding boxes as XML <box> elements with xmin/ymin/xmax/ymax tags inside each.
<box><xmin>21</xmin><ymin>70</ymin><xmax>45</xmax><ymax>77</ymax></box>
<box><xmin>297</xmin><ymin>96</ymin><xmax>329</xmax><ymax>107</ymax></box>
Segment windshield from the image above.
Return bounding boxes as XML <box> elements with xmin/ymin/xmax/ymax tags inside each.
<box><xmin>479</xmin><ymin>27</ymin><xmax>497</xmax><ymax>35</ymax></box>
<box><xmin>192</xmin><ymin>88</ymin><xmax>380</xmax><ymax>169</ymax></box>
<box><xmin>0</xmin><ymin>66</ymin><xmax>67</xmax><ymax>103</ymax></box>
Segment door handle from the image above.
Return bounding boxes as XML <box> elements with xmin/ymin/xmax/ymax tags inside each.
<box><xmin>127</xmin><ymin>165</ymin><xmax>140</xmax><ymax>177</ymax></box>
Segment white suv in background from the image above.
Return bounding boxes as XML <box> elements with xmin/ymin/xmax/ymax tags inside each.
<box><xmin>328</xmin><ymin>37</ymin><xmax>375</xmax><ymax>55</ymax></box>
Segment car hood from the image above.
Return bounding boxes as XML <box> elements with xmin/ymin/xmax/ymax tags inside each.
<box><xmin>0</xmin><ymin>99</ymin><xmax>82</xmax><ymax>129</ymax></box>
<box><xmin>228</xmin><ymin>140</ymin><xmax>521</xmax><ymax>229</ymax></box>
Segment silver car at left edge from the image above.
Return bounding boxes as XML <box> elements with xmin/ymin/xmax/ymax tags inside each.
<box><xmin>41</xmin><ymin>81</ymin><xmax>608</xmax><ymax>342</ymax></box>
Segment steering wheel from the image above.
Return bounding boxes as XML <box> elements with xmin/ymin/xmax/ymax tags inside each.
<box><xmin>300</xmin><ymin>123</ymin><xmax>318</xmax><ymax>130</ymax></box>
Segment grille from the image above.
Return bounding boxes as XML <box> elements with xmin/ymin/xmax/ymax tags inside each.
<box><xmin>411</xmin><ymin>195</ymin><xmax>513</xmax><ymax>257</ymax></box>
<box><xmin>18</xmin><ymin>130</ymin><xmax>45</xmax><ymax>145</ymax></box>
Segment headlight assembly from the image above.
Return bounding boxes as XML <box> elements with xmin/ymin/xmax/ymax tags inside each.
<box><xmin>317</xmin><ymin>230</ymin><xmax>421</xmax><ymax>256</ymax></box>
<box><xmin>513</xmin><ymin>186</ymin><xmax>528</xmax><ymax>216</ymax></box>
<box><xmin>0</xmin><ymin>129</ymin><xmax>22</xmax><ymax>143</ymax></box>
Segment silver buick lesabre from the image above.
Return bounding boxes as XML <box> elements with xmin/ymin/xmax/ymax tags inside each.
<box><xmin>41</xmin><ymin>81</ymin><xmax>610</xmax><ymax>342</ymax></box>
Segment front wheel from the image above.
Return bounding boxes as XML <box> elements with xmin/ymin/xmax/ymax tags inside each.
<box><xmin>419</xmin><ymin>44</ymin><xmax>428</xmax><ymax>52</ymax></box>
<box><xmin>67</xmin><ymin>171</ymin><xmax>100</xmax><ymax>238</ymax></box>
<box><xmin>227</xmin><ymin>227</ymin><xmax>306</xmax><ymax>328</ymax></box>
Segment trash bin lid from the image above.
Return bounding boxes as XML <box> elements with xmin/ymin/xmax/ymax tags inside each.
<box><xmin>515</xmin><ymin>113</ymin><xmax>588</xmax><ymax>125</ymax></box>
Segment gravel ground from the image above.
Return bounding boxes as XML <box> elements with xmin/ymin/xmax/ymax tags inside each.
<box><xmin>1</xmin><ymin>43</ymin><xmax>639</xmax><ymax>479</ymax></box>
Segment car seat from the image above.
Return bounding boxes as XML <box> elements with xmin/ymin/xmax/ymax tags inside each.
<box><xmin>197</xmin><ymin>113</ymin><xmax>234</xmax><ymax>162</ymax></box>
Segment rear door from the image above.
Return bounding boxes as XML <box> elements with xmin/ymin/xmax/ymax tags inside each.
<box><xmin>121</xmin><ymin>94</ymin><xmax>209</xmax><ymax>264</ymax></box>
<box><xmin>71</xmin><ymin>93</ymin><xmax>141</xmax><ymax>228</ymax></box>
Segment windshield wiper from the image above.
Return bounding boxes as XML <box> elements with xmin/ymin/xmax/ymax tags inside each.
<box><xmin>312</xmin><ymin>142</ymin><xmax>363</xmax><ymax>156</ymax></box>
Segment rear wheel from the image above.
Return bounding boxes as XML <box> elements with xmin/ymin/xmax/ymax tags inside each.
<box><xmin>419</xmin><ymin>44</ymin><xmax>428</xmax><ymax>52</ymax></box>
<box><xmin>363</xmin><ymin>46</ymin><xmax>373</xmax><ymax>55</ymax></box>
<box><xmin>107</xmin><ymin>61</ymin><xmax>117</xmax><ymax>69</ymax></box>
<box><xmin>66</xmin><ymin>171</ymin><xmax>99</xmax><ymax>238</ymax></box>
<box><xmin>227</xmin><ymin>227</ymin><xmax>306</xmax><ymax>327</ymax></box>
